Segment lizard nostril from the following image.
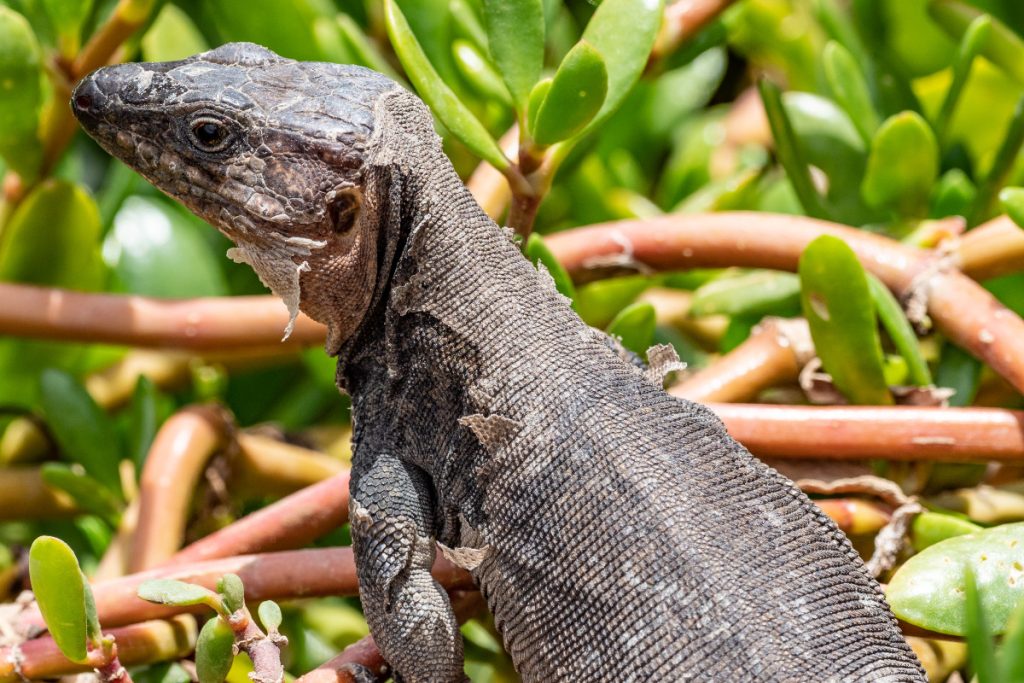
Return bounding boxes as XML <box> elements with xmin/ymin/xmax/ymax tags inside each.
<box><xmin>74</xmin><ymin>94</ymin><xmax>93</xmax><ymax>111</ymax></box>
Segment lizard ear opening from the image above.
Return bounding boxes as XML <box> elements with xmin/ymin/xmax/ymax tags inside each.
<box><xmin>329</xmin><ymin>188</ymin><xmax>362</xmax><ymax>234</ymax></box>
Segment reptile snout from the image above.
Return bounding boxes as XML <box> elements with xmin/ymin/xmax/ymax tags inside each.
<box><xmin>70</xmin><ymin>75</ymin><xmax>101</xmax><ymax>126</ymax></box>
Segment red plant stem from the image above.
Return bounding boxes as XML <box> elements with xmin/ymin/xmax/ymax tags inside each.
<box><xmin>650</xmin><ymin>0</ymin><xmax>738</xmax><ymax>64</ymax></box>
<box><xmin>544</xmin><ymin>212</ymin><xmax>1024</xmax><ymax>394</ymax></box>
<box><xmin>131</xmin><ymin>406</ymin><xmax>232</xmax><ymax>572</ymax></box>
<box><xmin>955</xmin><ymin>214</ymin><xmax>1024</xmax><ymax>280</ymax></box>
<box><xmin>711</xmin><ymin>404</ymin><xmax>1024</xmax><ymax>461</ymax></box>
<box><xmin>669</xmin><ymin>318</ymin><xmax>807</xmax><ymax>403</ymax></box>
<box><xmin>0</xmin><ymin>283</ymin><xmax>326</xmax><ymax>349</ymax></box>
<box><xmin>237</xmin><ymin>616</ymin><xmax>284</xmax><ymax>683</ymax></box>
<box><xmin>169</xmin><ymin>472</ymin><xmax>350</xmax><ymax>565</ymax></box>
<box><xmin>0</xmin><ymin>616</ymin><xmax>195</xmax><ymax>682</ymax></box>
<box><xmin>16</xmin><ymin>549</ymin><xmax>472</xmax><ymax>634</ymax></box>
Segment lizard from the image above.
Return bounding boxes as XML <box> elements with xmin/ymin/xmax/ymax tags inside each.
<box><xmin>70</xmin><ymin>43</ymin><xmax>926</xmax><ymax>682</ymax></box>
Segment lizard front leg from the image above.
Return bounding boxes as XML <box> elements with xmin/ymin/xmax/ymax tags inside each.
<box><xmin>349</xmin><ymin>451</ymin><xmax>466</xmax><ymax>683</ymax></box>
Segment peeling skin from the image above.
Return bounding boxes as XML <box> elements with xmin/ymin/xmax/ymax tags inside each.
<box><xmin>226</xmin><ymin>233</ymin><xmax>327</xmax><ymax>340</ymax></box>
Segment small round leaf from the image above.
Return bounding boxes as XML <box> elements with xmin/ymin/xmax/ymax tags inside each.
<box><xmin>217</xmin><ymin>574</ymin><xmax>245</xmax><ymax>614</ymax></box>
<box><xmin>138</xmin><ymin>579</ymin><xmax>221</xmax><ymax>609</ymax></box>
<box><xmin>257</xmin><ymin>601</ymin><xmax>283</xmax><ymax>633</ymax></box>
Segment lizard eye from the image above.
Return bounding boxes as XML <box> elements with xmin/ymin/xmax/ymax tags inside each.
<box><xmin>189</xmin><ymin>117</ymin><xmax>231</xmax><ymax>152</ymax></box>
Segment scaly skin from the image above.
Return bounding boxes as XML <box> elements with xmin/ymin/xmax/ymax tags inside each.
<box><xmin>72</xmin><ymin>43</ymin><xmax>925</xmax><ymax>682</ymax></box>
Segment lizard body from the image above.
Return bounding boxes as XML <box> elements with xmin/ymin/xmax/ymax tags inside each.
<box><xmin>71</xmin><ymin>43</ymin><xmax>925</xmax><ymax>682</ymax></box>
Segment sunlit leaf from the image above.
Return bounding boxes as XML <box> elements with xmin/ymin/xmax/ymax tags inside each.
<box><xmin>483</xmin><ymin>0</ymin><xmax>544</xmax><ymax>108</ymax></box>
<box><xmin>862</xmin><ymin>112</ymin><xmax>938</xmax><ymax>217</ymax></box>
<box><xmin>867</xmin><ymin>275</ymin><xmax>932</xmax><ymax>386</ymax></box>
<box><xmin>257</xmin><ymin>601</ymin><xmax>283</xmax><ymax>633</ymax></box>
<box><xmin>930</xmin><ymin>0</ymin><xmax>1024</xmax><ymax>84</ymax></box>
<box><xmin>104</xmin><ymin>196</ymin><xmax>227</xmax><ymax>298</ymax></box>
<box><xmin>580</xmin><ymin>0</ymin><xmax>663</xmax><ymax>132</ymax></box>
<box><xmin>196</xmin><ymin>0</ymin><xmax>332</xmax><ymax>61</ymax></box>
<box><xmin>39</xmin><ymin>369</ymin><xmax>123</xmax><ymax>495</ymax></box>
<box><xmin>1002</xmin><ymin>598</ymin><xmax>1024</xmax><ymax>682</ymax></box>
<box><xmin>799</xmin><ymin>235</ymin><xmax>892</xmax><ymax>405</ymax></box>
<box><xmin>823</xmin><ymin>41</ymin><xmax>879</xmax><ymax>144</ymax></box>
<box><xmin>525</xmin><ymin>234</ymin><xmax>576</xmax><ymax>303</ymax></box>
<box><xmin>606</xmin><ymin>302</ymin><xmax>656</xmax><ymax>357</ymax></box>
<box><xmin>574</xmin><ymin>276</ymin><xmax>651</xmax><ymax>328</ymax></box>
<box><xmin>970</xmin><ymin>95</ymin><xmax>1024</xmax><ymax>225</ymax></box>
<box><xmin>138</xmin><ymin>580</ymin><xmax>223</xmax><ymax>611</ymax></box>
<box><xmin>526</xmin><ymin>78</ymin><xmax>551</xmax><ymax>138</ymax></box>
<box><xmin>964</xmin><ymin>569</ymin><xmax>997</xmax><ymax>682</ymax></box>
<box><xmin>41</xmin><ymin>463</ymin><xmax>123</xmax><ymax>525</ymax></box>
<box><xmin>0</xmin><ymin>6</ymin><xmax>42</xmax><ymax>180</ymax></box>
<box><xmin>887</xmin><ymin>522</ymin><xmax>1024</xmax><ymax>635</ymax></box>
<box><xmin>531</xmin><ymin>41</ymin><xmax>607</xmax><ymax>145</ymax></box>
<box><xmin>217</xmin><ymin>574</ymin><xmax>245</xmax><ymax>613</ymax></box>
<box><xmin>141</xmin><ymin>4</ymin><xmax>208</xmax><ymax>61</ymax></box>
<box><xmin>1000</xmin><ymin>187</ymin><xmax>1024</xmax><ymax>229</ymax></box>
<box><xmin>196</xmin><ymin>617</ymin><xmax>235</xmax><ymax>683</ymax></box>
<box><xmin>912</xmin><ymin>511</ymin><xmax>981</xmax><ymax>551</ymax></box>
<box><xmin>29</xmin><ymin>536</ymin><xmax>88</xmax><ymax>662</ymax></box>
<box><xmin>452</xmin><ymin>39</ymin><xmax>512</xmax><ymax>105</ymax></box>
<box><xmin>384</xmin><ymin>0</ymin><xmax>508</xmax><ymax>170</ymax></box>
<box><xmin>41</xmin><ymin>0</ymin><xmax>92</xmax><ymax>54</ymax></box>
<box><xmin>934</xmin><ymin>14</ymin><xmax>990</xmax><ymax>142</ymax></box>
<box><xmin>690</xmin><ymin>271</ymin><xmax>800</xmax><ymax>318</ymax></box>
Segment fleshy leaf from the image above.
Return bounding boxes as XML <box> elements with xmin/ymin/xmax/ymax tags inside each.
<box><xmin>384</xmin><ymin>0</ymin><xmax>508</xmax><ymax>170</ymax></box>
<box><xmin>141</xmin><ymin>3</ymin><xmax>208</xmax><ymax>62</ymax></box>
<box><xmin>482</xmin><ymin>0</ymin><xmax>544</xmax><ymax>108</ymax></box>
<box><xmin>867</xmin><ymin>275</ymin><xmax>932</xmax><ymax>386</ymax></box>
<box><xmin>41</xmin><ymin>0</ymin><xmax>92</xmax><ymax>54</ymax></box>
<box><xmin>138</xmin><ymin>579</ymin><xmax>222</xmax><ymax>610</ymax></box>
<box><xmin>531</xmin><ymin>41</ymin><xmax>608</xmax><ymax>145</ymax></box>
<box><xmin>451</xmin><ymin>39</ymin><xmax>512</xmax><ymax>104</ymax></box>
<box><xmin>217</xmin><ymin>574</ymin><xmax>245</xmax><ymax>614</ymax></box>
<box><xmin>40</xmin><ymin>463</ymin><xmax>123</xmax><ymax>524</ymax></box>
<box><xmin>29</xmin><ymin>536</ymin><xmax>89</xmax><ymax>662</ymax></box>
<box><xmin>606</xmin><ymin>302</ymin><xmax>656</xmax><ymax>357</ymax></box>
<box><xmin>0</xmin><ymin>6</ymin><xmax>42</xmax><ymax>180</ymax></box>
<box><xmin>690</xmin><ymin>271</ymin><xmax>801</xmax><ymax>318</ymax></box>
<box><xmin>929</xmin><ymin>0</ymin><xmax>1024</xmax><ymax>84</ymax></box>
<box><xmin>799</xmin><ymin>235</ymin><xmax>892</xmax><ymax>405</ymax></box>
<box><xmin>580</xmin><ymin>0</ymin><xmax>663</xmax><ymax>132</ymax></box>
<box><xmin>39</xmin><ymin>369</ymin><xmax>123</xmax><ymax>495</ymax></box>
<box><xmin>257</xmin><ymin>601</ymin><xmax>283</xmax><ymax>633</ymax></box>
<box><xmin>196</xmin><ymin>617</ymin><xmax>235</xmax><ymax>683</ymax></box>
<box><xmin>912</xmin><ymin>511</ymin><xmax>982</xmax><ymax>551</ymax></box>
<box><xmin>887</xmin><ymin>522</ymin><xmax>1024</xmax><ymax>635</ymax></box>
<box><xmin>1000</xmin><ymin>187</ymin><xmax>1024</xmax><ymax>229</ymax></box>
<box><xmin>823</xmin><ymin>41</ymin><xmax>878</xmax><ymax>144</ymax></box>
<box><xmin>862</xmin><ymin>112</ymin><xmax>939</xmax><ymax>216</ymax></box>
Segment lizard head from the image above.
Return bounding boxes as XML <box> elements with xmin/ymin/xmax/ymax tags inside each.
<box><xmin>71</xmin><ymin>42</ymin><xmax>402</xmax><ymax>351</ymax></box>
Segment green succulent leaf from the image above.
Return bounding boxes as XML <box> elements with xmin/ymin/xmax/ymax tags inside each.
<box><xmin>579</xmin><ymin>0</ymin><xmax>663</xmax><ymax>133</ymax></box>
<box><xmin>28</xmin><ymin>536</ymin><xmax>89</xmax><ymax>662</ymax></box>
<box><xmin>0</xmin><ymin>6</ymin><xmax>42</xmax><ymax>180</ymax></box>
<box><xmin>759</xmin><ymin>81</ymin><xmax>830</xmax><ymax>220</ymax></box>
<box><xmin>384</xmin><ymin>0</ymin><xmax>508</xmax><ymax>170</ymax></box>
<box><xmin>934</xmin><ymin>14</ymin><xmax>990</xmax><ymax>142</ymax></box>
<box><xmin>196</xmin><ymin>617</ymin><xmax>235</xmax><ymax>683</ymax></box>
<box><xmin>964</xmin><ymin>569</ymin><xmax>998</xmax><ymax>682</ymax></box>
<box><xmin>451</xmin><ymin>39</ymin><xmax>512</xmax><ymax>104</ymax></box>
<box><xmin>862</xmin><ymin>112</ymin><xmax>938</xmax><ymax>217</ymax></box>
<box><xmin>574</xmin><ymin>276</ymin><xmax>651</xmax><ymax>328</ymax></box>
<box><xmin>606</xmin><ymin>302</ymin><xmax>656</xmax><ymax>357</ymax></box>
<box><xmin>41</xmin><ymin>0</ymin><xmax>92</xmax><ymax>54</ymax></box>
<box><xmin>1000</xmin><ymin>187</ymin><xmax>1024</xmax><ymax>229</ymax></box>
<box><xmin>887</xmin><ymin>522</ymin><xmax>1024</xmax><ymax>635</ymax></box>
<box><xmin>141</xmin><ymin>4</ymin><xmax>208</xmax><ymax>62</ymax></box>
<box><xmin>823</xmin><ymin>41</ymin><xmax>879</xmax><ymax>144</ymax></box>
<box><xmin>83</xmin><ymin>575</ymin><xmax>101</xmax><ymax>645</ymax></box>
<box><xmin>257</xmin><ymin>601</ymin><xmax>283</xmax><ymax>633</ymax></box>
<box><xmin>690</xmin><ymin>271</ymin><xmax>801</xmax><ymax>318</ymax></box>
<box><xmin>40</xmin><ymin>463</ymin><xmax>123</xmax><ymax>524</ymax></box>
<box><xmin>138</xmin><ymin>580</ymin><xmax>223</xmax><ymax>611</ymax></box>
<box><xmin>1002</xmin><ymin>598</ymin><xmax>1024</xmax><ymax>681</ymax></box>
<box><xmin>482</xmin><ymin>0</ymin><xmax>544</xmax><ymax>108</ymax></box>
<box><xmin>799</xmin><ymin>235</ymin><xmax>892</xmax><ymax>405</ymax></box>
<box><xmin>39</xmin><ymin>369</ymin><xmax>123</xmax><ymax>495</ymax></box>
<box><xmin>866</xmin><ymin>275</ymin><xmax>932</xmax><ymax>386</ymax></box>
<box><xmin>526</xmin><ymin>78</ymin><xmax>552</xmax><ymax>138</ymax></box>
<box><xmin>912</xmin><ymin>511</ymin><xmax>982</xmax><ymax>551</ymax></box>
<box><xmin>524</xmin><ymin>234</ymin><xmax>576</xmax><ymax>303</ymax></box>
<box><xmin>929</xmin><ymin>0</ymin><xmax>1024</xmax><ymax>84</ymax></box>
<box><xmin>530</xmin><ymin>41</ymin><xmax>608</xmax><ymax>145</ymax></box>
<box><xmin>217</xmin><ymin>574</ymin><xmax>245</xmax><ymax>614</ymax></box>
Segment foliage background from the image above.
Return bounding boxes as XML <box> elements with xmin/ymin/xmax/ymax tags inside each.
<box><xmin>1</xmin><ymin>0</ymin><xmax>1024</xmax><ymax>681</ymax></box>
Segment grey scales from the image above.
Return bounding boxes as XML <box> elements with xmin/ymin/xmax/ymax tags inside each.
<box><xmin>71</xmin><ymin>43</ymin><xmax>926</xmax><ymax>682</ymax></box>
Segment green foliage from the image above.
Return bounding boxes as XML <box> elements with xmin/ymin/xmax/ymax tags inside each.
<box><xmin>28</xmin><ymin>536</ymin><xmax>95</xmax><ymax>662</ymax></box>
<box><xmin>0</xmin><ymin>6</ymin><xmax>42</xmax><ymax>180</ymax></box>
<box><xmin>482</xmin><ymin>0</ymin><xmax>544</xmax><ymax>109</ymax></box>
<box><xmin>606</xmin><ymin>302</ymin><xmax>656</xmax><ymax>357</ymax></box>
<box><xmin>690</xmin><ymin>271</ymin><xmax>801</xmax><ymax>318</ymax></box>
<box><xmin>862</xmin><ymin>112</ymin><xmax>939</xmax><ymax>216</ymax></box>
<box><xmin>530</xmin><ymin>41</ymin><xmax>607</xmax><ymax>145</ymax></box>
<box><xmin>524</xmin><ymin>234</ymin><xmax>576</xmax><ymax>302</ymax></box>
<box><xmin>258</xmin><ymin>601</ymin><xmax>283</xmax><ymax>633</ymax></box>
<box><xmin>887</xmin><ymin>522</ymin><xmax>1024</xmax><ymax>636</ymax></box>
<box><xmin>799</xmin><ymin>236</ymin><xmax>892</xmax><ymax>405</ymax></box>
<box><xmin>138</xmin><ymin>579</ymin><xmax>225</xmax><ymax>614</ymax></box>
<box><xmin>196</xmin><ymin>616</ymin><xmax>235</xmax><ymax>683</ymax></box>
<box><xmin>217</xmin><ymin>573</ymin><xmax>245</xmax><ymax>613</ymax></box>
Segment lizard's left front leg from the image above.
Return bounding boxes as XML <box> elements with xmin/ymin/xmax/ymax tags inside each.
<box><xmin>349</xmin><ymin>451</ymin><xmax>466</xmax><ymax>683</ymax></box>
